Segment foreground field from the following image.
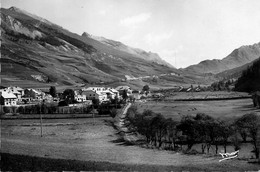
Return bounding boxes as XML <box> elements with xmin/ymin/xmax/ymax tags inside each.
<box><xmin>1</xmin><ymin>116</ymin><xmax>259</xmax><ymax>171</ymax></box>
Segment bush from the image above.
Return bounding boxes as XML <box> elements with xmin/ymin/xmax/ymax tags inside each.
<box><xmin>58</xmin><ymin>101</ymin><xmax>68</xmax><ymax>107</ymax></box>
<box><xmin>109</xmin><ymin>108</ymin><xmax>117</xmax><ymax>118</ymax></box>
<box><xmin>3</xmin><ymin>106</ymin><xmax>11</xmax><ymax>113</ymax></box>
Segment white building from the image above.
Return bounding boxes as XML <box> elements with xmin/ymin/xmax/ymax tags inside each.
<box><xmin>81</xmin><ymin>87</ymin><xmax>119</xmax><ymax>102</ymax></box>
<box><xmin>0</xmin><ymin>91</ymin><xmax>17</xmax><ymax>106</ymax></box>
<box><xmin>108</xmin><ymin>88</ymin><xmax>119</xmax><ymax>99</ymax></box>
<box><xmin>75</xmin><ymin>94</ymin><xmax>87</xmax><ymax>102</ymax></box>
<box><xmin>115</xmin><ymin>86</ymin><xmax>132</xmax><ymax>96</ymax></box>
<box><xmin>132</xmin><ymin>90</ymin><xmax>142</xmax><ymax>100</ymax></box>
<box><xmin>0</xmin><ymin>86</ymin><xmax>24</xmax><ymax>101</ymax></box>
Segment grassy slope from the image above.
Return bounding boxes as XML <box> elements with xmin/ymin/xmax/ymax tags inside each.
<box><xmin>1</xmin><ymin>7</ymin><xmax>185</xmax><ymax>89</ymax></box>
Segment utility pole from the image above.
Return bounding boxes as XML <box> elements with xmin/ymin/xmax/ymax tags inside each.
<box><xmin>92</xmin><ymin>106</ymin><xmax>95</xmax><ymax>125</ymax></box>
<box><xmin>40</xmin><ymin>103</ymin><xmax>43</xmax><ymax>137</ymax></box>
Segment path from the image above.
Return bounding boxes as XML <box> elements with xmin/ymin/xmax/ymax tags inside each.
<box><xmin>114</xmin><ymin>102</ymin><xmax>138</xmax><ymax>142</ymax></box>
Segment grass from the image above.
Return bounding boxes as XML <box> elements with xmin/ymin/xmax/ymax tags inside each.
<box><xmin>135</xmin><ymin>92</ymin><xmax>259</xmax><ymax>121</ymax></box>
<box><xmin>1</xmin><ymin>153</ymin><xmax>259</xmax><ymax>171</ymax></box>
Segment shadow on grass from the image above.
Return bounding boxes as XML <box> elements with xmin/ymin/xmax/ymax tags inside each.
<box><xmin>110</xmin><ymin>137</ymin><xmax>135</xmax><ymax>146</ymax></box>
<box><xmin>236</xmin><ymin>104</ymin><xmax>260</xmax><ymax>112</ymax></box>
<box><xmin>1</xmin><ymin>152</ymin><xmax>258</xmax><ymax>171</ymax></box>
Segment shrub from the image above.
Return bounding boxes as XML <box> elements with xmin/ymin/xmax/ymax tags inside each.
<box><xmin>58</xmin><ymin>101</ymin><xmax>68</xmax><ymax>107</ymax></box>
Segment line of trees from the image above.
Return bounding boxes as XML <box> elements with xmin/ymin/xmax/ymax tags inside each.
<box><xmin>125</xmin><ymin>106</ymin><xmax>260</xmax><ymax>158</ymax></box>
<box><xmin>1</xmin><ymin>103</ymin><xmax>92</xmax><ymax>115</ymax></box>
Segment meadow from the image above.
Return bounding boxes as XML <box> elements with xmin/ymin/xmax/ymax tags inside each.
<box><xmin>1</xmin><ymin>91</ymin><xmax>259</xmax><ymax>171</ymax></box>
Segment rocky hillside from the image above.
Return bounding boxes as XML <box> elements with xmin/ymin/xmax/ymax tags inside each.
<box><xmin>82</xmin><ymin>32</ymin><xmax>174</xmax><ymax>68</ymax></box>
<box><xmin>1</xmin><ymin>7</ymin><xmax>183</xmax><ymax>88</ymax></box>
<box><xmin>184</xmin><ymin>42</ymin><xmax>260</xmax><ymax>74</ymax></box>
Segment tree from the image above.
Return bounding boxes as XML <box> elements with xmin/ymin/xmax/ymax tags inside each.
<box><xmin>219</xmin><ymin>121</ymin><xmax>233</xmax><ymax>153</ymax></box>
<box><xmin>235</xmin><ymin>113</ymin><xmax>260</xmax><ymax>159</ymax></box>
<box><xmin>122</xmin><ymin>89</ymin><xmax>128</xmax><ymax>101</ymax></box>
<box><xmin>109</xmin><ymin>108</ymin><xmax>117</xmax><ymax>118</ymax></box>
<box><xmin>62</xmin><ymin>89</ymin><xmax>75</xmax><ymax>104</ymax></box>
<box><xmin>24</xmin><ymin>89</ymin><xmax>36</xmax><ymax>99</ymax></box>
<box><xmin>49</xmin><ymin>86</ymin><xmax>57</xmax><ymax>98</ymax></box>
<box><xmin>177</xmin><ymin>115</ymin><xmax>200</xmax><ymax>150</ymax></box>
<box><xmin>143</xmin><ymin>85</ymin><xmax>150</xmax><ymax>92</ymax></box>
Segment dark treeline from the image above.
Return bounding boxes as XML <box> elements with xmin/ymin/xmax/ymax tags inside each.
<box><xmin>125</xmin><ymin>106</ymin><xmax>260</xmax><ymax>158</ymax></box>
<box><xmin>235</xmin><ymin>57</ymin><xmax>260</xmax><ymax>92</ymax></box>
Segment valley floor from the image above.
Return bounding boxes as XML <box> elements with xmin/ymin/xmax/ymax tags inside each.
<box><xmin>1</xmin><ymin>115</ymin><xmax>259</xmax><ymax>171</ymax></box>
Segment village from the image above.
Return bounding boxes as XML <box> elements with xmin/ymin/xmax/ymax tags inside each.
<box><xmin>0</xmin><ymin>85</ymin><xmax>154</xmax><ymax>115</ymax></box>
<box><xmin>1</xmin><ymin>84</ymin><xmax>259</xmax><ymax>113</ymax></box>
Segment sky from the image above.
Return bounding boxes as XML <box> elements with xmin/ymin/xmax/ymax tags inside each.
<box><xmin>2</xmin><ymin>0</ymin><xmax>260</xmax><ymax>68</ymax></box>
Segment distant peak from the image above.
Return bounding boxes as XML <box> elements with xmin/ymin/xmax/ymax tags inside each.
<box><xmin>9</xmin><ymin>6</ymin><xmax>20</xmax><ymax>11</ymax></box>
<box><xmin>82</xmin><ymin>32</ymin><xmax>90</xmax><ymax>37</ymax></box>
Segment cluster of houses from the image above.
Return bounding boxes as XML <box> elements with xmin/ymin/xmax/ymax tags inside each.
<box><xmin>74</xmin><ymin>86</ymin><xmax>132</xmax><ymax>103</ymax></box>
<box><xmin>0</xmin><ymin>86</ymin><xmax>50</xmax><ymax>106</ymax></box>
<box><xmin>0</xmin><ymin>85</ymin><xmax>140</xmax><ymax>107</ymax></box>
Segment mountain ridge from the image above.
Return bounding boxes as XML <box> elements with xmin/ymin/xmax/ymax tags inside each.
<box><xmin>81</xmin><ymin>32</ymin><xmax>174</xmax><ymax>68</ymax></box>
<box><xmin>1</xmin><ymin>6</ymin><xmax>188</xmax><ymax>89</ymax></box>
<box><xmin>184</xmin><ymin>42</ymin><xmax>260</xmax><ymax>74</ymax></box>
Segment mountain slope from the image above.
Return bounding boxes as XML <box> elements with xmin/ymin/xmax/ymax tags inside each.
<box><xmin>234</xmin><ymin>58</ymin><xmax>260</xmax><ymax>92</ymax></box>
<box><xmin>184</xmin><ymin>42</ymin><xmax>260</xmax><ymax>74</ymax></box>
<box><xmin>1</xmin><ymin>7</ymin><xmax>182</xmax><ymax>88</ymax></box>
<box><xmin>216</xmin><ymin>57</ymin><xmax>260</xmax><ymax>80</ymax></box>
<box><xmin>82</xmin><ymin>32</ymin><xmax>174</xmax><ymax>68</ymax></box>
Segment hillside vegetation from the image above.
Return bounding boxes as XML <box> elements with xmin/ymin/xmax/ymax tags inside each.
<box><xmin>0</xmin><ymin>7</ymin><xmax>186</xmax><ymax>88</ymax></box>
<box><xmin>234</xmin><ymin>57</ymin><xmax>260</xmax><ymax>92</ymax></box>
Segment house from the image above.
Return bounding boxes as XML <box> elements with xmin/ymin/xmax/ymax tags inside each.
<box><xmin>75</xmin><ymin>94</ymin><xmax>87</xmax><ymax>102</ymax></box>
<box><xmin>83</xmin><ymin>87</ymin><xmax>106</xmax><ymax>92</ymax></box>
<box><xmin>132</xmin><ymin>90</ymin><xmax>142</xmax><ymax>100</ymax></box>
<box><xmin>8</xmin><ymin>86</ymin><xmax>24</xmax><ymax>96</ymax></box>
<box><xmin>43</xmin><ymin>94</ymin><xmax>53</xmax><ymax>102</ymax></box>
<box><xmin>81</xmin><ymin>87</ymin><xmax>119</xmax><ymax>102</ymax></box>
<box><xmin>108</xmin><ymin>88</ymin><xmax>119</xmax><ymax>99</ymax></box>
<box><xmin>81</xmin><ymin>89</ymin><xmax>107</xmax><ymax>102</ymax></box>
<box><xmin>24</xmin><ymin>88</ymin><xmax>45</xmax><ymax>100</ymax></box>
<box><xmin>0</xmin><ymin>91</ymin><xmax>17</xmax><ymax>106</ymax></box>
<box><xmin>0</xmin><ymin>86</ymin><xmax>24</xmax><ymax>101</ymax></box>
<box><xmin>115</xmin><ymin>86</ymin><xmax>132</xmax><ymax>96</ymax></box>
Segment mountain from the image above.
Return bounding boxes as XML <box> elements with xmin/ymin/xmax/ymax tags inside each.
<box><xmin>216</xmin><ymin>57</ymin><xmax>260</xmax><ymax>80</ymax></box>
<box><xmin>234</xmin><ymin>57</ymin><xmax>260</xmax><ymax>92</ymax></box>
<box><xmin>0</xmin><ymin>7</ymin><xmax>184</xmax><ymax>89</ymax></box>
<box><xmin>82</xmin><ymin>32</ymin><xmax>174</xmax><ymax>68</ymax></box>
<box><xmin>184</xmin><ymin>42</ymin><xmax>260</xmax><ymax>74</ymax></box>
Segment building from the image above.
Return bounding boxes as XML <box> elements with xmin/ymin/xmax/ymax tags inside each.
<box><xmin>82</xmin><ymin>89</ymin><xmax>107</xmax><ymax>102</ymax></box>
<box><xmin>83</xmin><ymin>87</ymin><xmax>106</xmax><ymax>92</ymax></box>
<box><xmin>8</xmin><ymin>86</ymin><xmax>24</xmax><ymax>96</ymax></box>
<box><xmin>115</xmin><ymin>86</ymin><xmax>132</xmax><ymax>96</ymax></box>
<box><xmin>81</xmin><ymin>87</ymin><xmax>119</xmax><ymax>102</ymax></box>
<box><xmin>75</xmin><ymin>94</ymin><xmax>87</xmax><ymax>102</ymax></box>
<box><xmin>0</xmin><ymin>91</ymin><xmax>17</xmax><ymax>106</ymax></box>
<box><xmin>132</xmin><ymin>90</ymin><xmax>142</xmax><ymax>100</ymax></box>
<box><xmin>0</xmin><ymin>86</ymin><xmax>24</xmax><ymax>101</ymax></box>
<box><xmin>107</xmin><ymin>88</ymin><xmax>119</xmax><ymax>99</ymax></box>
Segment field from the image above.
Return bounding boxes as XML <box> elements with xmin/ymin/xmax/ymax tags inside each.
<box><xmin>1</xmin><ymin>92</ymin><xmax>260</xmax><ymax>171</ymax></box>
<box><xmin>136</xmin><ymin>92</ymin><xmax>259</xmax><ymax>121</ymax></box>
